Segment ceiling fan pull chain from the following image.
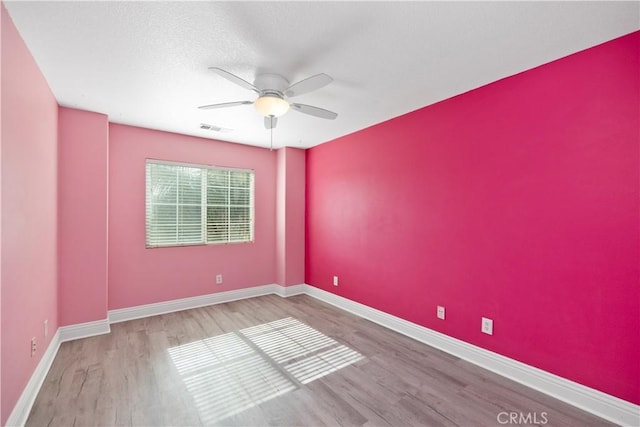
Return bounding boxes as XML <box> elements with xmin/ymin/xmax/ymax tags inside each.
<box><xmin>270</xmin><ymin>116</ymin><xmax>274</xmax><ymax>151</ymax></box>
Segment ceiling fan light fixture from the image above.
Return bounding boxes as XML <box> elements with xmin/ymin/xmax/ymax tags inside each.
<box><xmin>254</xmin><ymin>94</ymin><xmax>290</xmax><ymax>117</ymax></box>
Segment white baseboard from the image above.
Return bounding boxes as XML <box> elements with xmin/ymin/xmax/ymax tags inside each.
<box><xmin>273</xmin><ymin>283</ymin><xmax>307</xmax><ymax>297</ymax></box>
<box><xmin>5</xmin><ymin>330</ymin><xmax>61</xmax><ymax>427</ymax></box>
<box><xmin>303</xmin><ymin>285</ymin><xmax>640</xmax><ymax>427</ymax></box>
<box><xmin>8</xmin><ymin>283</ymin><xmax>638</xmax><ymax>427</ymax></box>
<box><xmin>108</xmin><ymin>284</ymin><xmax>308</xmax><ymax>324</ymax></box>
<box><xmin>108</xmin><ymin>284</ymin><xmax>279</xmax><ymax>323</ymax></box>
<box><xmin>58</xmin><ymin>318</ymin><xmax>111</xmax><ymax>342</ymax></box>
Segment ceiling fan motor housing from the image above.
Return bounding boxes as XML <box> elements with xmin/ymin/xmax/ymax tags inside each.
<box><xmin>254</xmin><ymin>73</ymin><xmax>290</xmax><ymax>93</ymax></box>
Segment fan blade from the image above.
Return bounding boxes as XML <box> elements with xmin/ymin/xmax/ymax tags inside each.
<box><xmin>290</xmin><ymin>103</ymin><xmax>337</xmax><ymax>120</ymax></box>
<box><xmin>209</xmin><ymin>67</ymin><xmax>259</xmax><ymax>93</ymax></box>
<box><xmin>198</xmin><ymin>100</ymin><xmax>253</xmax><ymax>110</ymax></box>
<box><xmin>264</xmin><ymin>116</ymin><xmax>278</xmax><ymax>129</ymax></box>
<box><xmin>284</xmin><ymin>73</ymin><xmax>333</xmax><ymax>98</ymax></box>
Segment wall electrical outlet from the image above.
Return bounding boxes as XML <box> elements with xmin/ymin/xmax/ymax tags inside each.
<box><xmin>481</xmin><ymin>317</ymin><xmax>493</xmax><ymax>335</ymax></box>
<box><xmin>437</xmin><ymin>306</ymin><xmax>445</xmax><ymax>320</ymax></box>
<box><xmin>31</xmin><ymin>337</ymin><xmax>37</xmax><ymax>357</ymax></box>
<box><xmin>216</xmin><ymin>274</ymin><xmax>223</xmax><ymax>285</ymax></box>
<box><xmin>333</xmin><ymin>276</ymin><xmax>339</xmax><ymax>286</ymax></box>
<box><xmin>44</xmin><ymin>319</ymin><xmax>48</xmax><ymax>338</ymax></box>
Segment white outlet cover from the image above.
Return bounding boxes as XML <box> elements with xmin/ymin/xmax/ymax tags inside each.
<box><xmin>481</xmin><ymin>317</ymin><xmax>494</xmax><ymax>335</ymax></box>
<box><xmin>437</xmin><ymin>306</ymin><xmax>445</xmax><ymax>320</ymax></box>
<box><xmin>333</xmin><ymin>276</ymin><xmax>338</xmax><ymax>286</ymax></box>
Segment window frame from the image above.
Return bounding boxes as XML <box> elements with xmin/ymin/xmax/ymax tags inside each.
<box><xmin>145</xmin><ymin>158</ymin><xmax>255</xmax><ymax>248</ymax></box>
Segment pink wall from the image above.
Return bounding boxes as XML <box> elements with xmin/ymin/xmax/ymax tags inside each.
<box><xmin>58</xmin><ymin>107</ymin><xmax>109</xmax><ymax>326</ymax></box>
<box><xmin>1</xmin><ymin>4</ymin><xmax>59</xmax><ymax>424</ymax></box>
<box><xmin>306</xmin><ymin>31</ymin><xmax>640</xmax><ymax>404</ymax></box>
<box><xmin>108</xmin><ymin>124</ymin><xmax>277</xmax><ymax>309</ymax></box>
<box><xmin>276</xmin><ymin>147</ymin><xmax>305</xmax><ymax>286</ymax></box>
<box><xmin>276</xmin><ymin>149</ymin><xmax>286</xmax><ymax>285</ymax></box>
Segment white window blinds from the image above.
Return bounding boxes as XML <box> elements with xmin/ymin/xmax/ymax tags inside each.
<box><xmin>145</xmin><ymin>160</ymin><xmax>254</xmax><ymax>247</ymax></box>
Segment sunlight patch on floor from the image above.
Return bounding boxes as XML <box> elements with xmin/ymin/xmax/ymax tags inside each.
<box><xmin>168</xmin><ymin>317</ymin><xmax>363</xmax><ymax>424</ymax></box>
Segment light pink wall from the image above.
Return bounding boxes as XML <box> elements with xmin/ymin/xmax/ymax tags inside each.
<box><xmin>1</xmin><ymin>4</ymin><xmax>59</xmax><ymax>424</ymax></box>
<box><xmin>306</xmin><ymin>31</ymin><xmax>640</xmax><ymax>404</ymax></box>
<box><xmin>276</xmin><ymin>147</ymin><xmax>305</xmax><ymax>286</ymax></box>
<box><xmin>108</xmin><ymin>124</ymin><xmax>277</xmax><ymax>309</ymax></box>
<box><xmin>276</xmin><ymin>149</ymin><xmax>286</xmax><ymax>285</ymax></box>
<box><xmin>58</xmin><ymin>107</ymin><xmax>109</xmax><ymax>326</ymax></box>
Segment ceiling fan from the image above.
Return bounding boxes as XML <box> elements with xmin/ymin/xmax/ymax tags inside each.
<box><xmin>198</xmin><ymin>67</ymin><xmax>338</xmax><ymax>130</ymax></box>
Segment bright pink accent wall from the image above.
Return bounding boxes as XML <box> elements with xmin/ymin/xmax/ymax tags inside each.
<box><xmin>58</xmin><ymin>107</ymin><xmax>109</xmax><ymax>325</ymax></box>
<box><xmin>306</xmin><ymin>31</ymin><xmax>640</xmax><ymax>404</ymax></box>
<box><xmin>108</xmin><ymin>124</ymin><xmax>277</xmax><ymax>309</ymax></box>
<box><xmin>276</xmin><ymin>147</ymin><xmax>305</xmax><ymax>286</ymax></box>
<box><xmin>1</xmin><ymin>4</ymin><xmax>59</xmax><ymax>423</ymax></box>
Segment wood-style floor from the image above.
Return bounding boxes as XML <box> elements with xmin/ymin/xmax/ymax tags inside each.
<box><xmin>27</xmin><ymin>294</ymin><xmax>614</xmax><ymax>426</ymax></box>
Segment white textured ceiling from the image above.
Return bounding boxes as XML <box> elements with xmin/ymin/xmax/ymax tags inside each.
<box><xmin>4</xmin><ymin>1</ymin><xmax>639</xmax><ymax>149</ymax></box>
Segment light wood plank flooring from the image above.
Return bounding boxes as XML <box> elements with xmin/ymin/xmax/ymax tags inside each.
<box><xmin>27</xmin><ymin>295</ymin><xmax>615</xmax><ymax>426</ymax></box>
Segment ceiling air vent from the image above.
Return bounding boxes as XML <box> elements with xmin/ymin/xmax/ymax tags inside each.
<box><xmin>199</xmin><ymin>123</ymin><xmax>232</xmax><ymax>133</ymax></box>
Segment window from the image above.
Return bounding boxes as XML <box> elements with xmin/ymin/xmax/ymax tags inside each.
<box><xmin>145</xmin><ymin>160</ymin><xmax>254</xmax><ymax>247</ymax></box>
